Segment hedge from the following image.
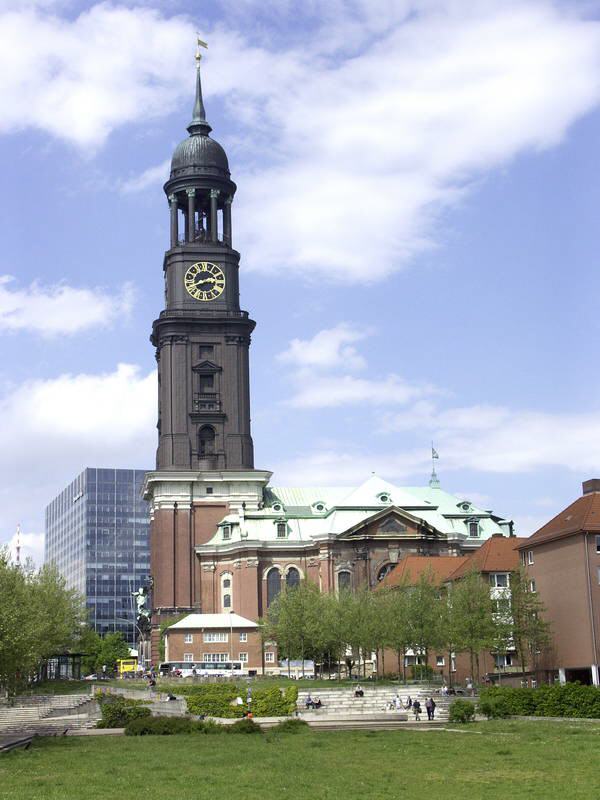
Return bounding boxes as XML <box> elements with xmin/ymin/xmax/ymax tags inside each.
<box><xmin>124</xmin><ymin>716</ymin><xmax>262</xmax><ymax>735</ymax></box>
<box><xmin>184</xmin><ymin>684</ymin><xmax>298</xmax><ymax>718</ymax></box>
<box><xmin>96</xmin><ymin>695</ymin><xmax>151</xmax><ymax>728</ymax></box>
<box><xmin>478</xmin><ymin>684</ymin><xmax>600</xmax><ymax>719</ymax></box>
<box><xmin>125</xmin><ymin>717</ymin><xmax>226</xmax><ymax>736</ymax></box>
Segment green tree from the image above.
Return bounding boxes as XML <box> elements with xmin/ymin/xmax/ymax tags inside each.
<box><xmin>450</xmin><ymin>570</ymin><xmax>497</xmax><ymax>683</ymax></box>
<box><xmin>384</xmin><ymin>582</ymin><xmax>412</xmax><ymax>682</ymax></box>
<box><xmin>0</xmin><ymin>549</ymin><xmax>85</xmax><ymax>694</ymax></box>
<box><xmin>406</xmin><ymin>571</ymin><xmax>444</xmax><ymax>679</ymax></box>
<box><xmin>509</xmin><ymin>568</ymin><xmax>552</xmax><ymax>676</ymax></box>
<box><xmin>96</xmin><ymin>632</ymin><xmax>131</xmax><ymax>674</ymax></box>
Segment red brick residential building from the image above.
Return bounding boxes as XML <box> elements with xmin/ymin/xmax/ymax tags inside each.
<box><xmin>517</xmin><ymin>480</ymin><xmax>600</xmax><ymax>686</ymax></box>
<box><xmin>378</xmin><ymin>535</ymin><xmax>527</xmax><ymax>684</ymax></box>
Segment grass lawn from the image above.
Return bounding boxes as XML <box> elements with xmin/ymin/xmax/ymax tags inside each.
<box><xmin>16</xmin><ymin>680</ymin><xmax>93</xmax><ymax>696</ymax></box>
<box><xmin>2</xmin><ymin>720</ymin><xmax>600</xmax><ymax>800</ymax></box>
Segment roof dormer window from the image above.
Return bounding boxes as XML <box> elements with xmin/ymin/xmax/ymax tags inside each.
<box><xmin>378</xmin><ymin>493</ymin><xmax>391</xmax><ymax>504</ymax></box>
<box><xmin>276</xmin><ymin>521</ymin><xmax>287</xmax><ymax>539</ymax></box>
<box><xmin>312</xmin><ymin>501</ymin><xmax>326</xmax><ymax>514</ymax></box>
<box><xmin>272</xmin><ymin>503</ymin><xmax>283</xmax><ymax>513</ymax></box>
<box><xmin>222</xmin><ymin>525</ymin><xmax>231</xmax><ymax>540</ymax></box>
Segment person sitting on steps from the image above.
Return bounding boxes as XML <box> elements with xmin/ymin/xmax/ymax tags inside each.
<box><xmin>305</xmin><ymin>693</ymin><xmax>316</xmax><ymax>709</ymax></box>
<box><xmin>354</xmin><ymin>684</ymin><xmax>364</xmax><ymax>697</ymax></box>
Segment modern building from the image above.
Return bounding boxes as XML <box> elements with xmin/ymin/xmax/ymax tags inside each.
<box><xmin>144</xmin><ymin>46</ymin><xmax>514</xmax><ymax>661</ymax></box>
<box><xmin>45</xmin><ymin>468</ymin><xmax>150</xmax><ymax>645</ymax></box>
<box><xmin>518</xmin><ymin>479</ymin><xmax>600</xmax><ymax>686</ymax></box>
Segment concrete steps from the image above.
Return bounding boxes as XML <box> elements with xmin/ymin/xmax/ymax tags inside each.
<box><xmin>0</xmin><ymin>695</ymin><xmax>97</xmax><ymax>736</ymax></box>
<box><xmin>297</xmin><ymin>687</ymin><xmax>451</xmax><ymax>722</ymax></box>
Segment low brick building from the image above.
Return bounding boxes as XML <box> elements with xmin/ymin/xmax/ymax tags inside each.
<box><xmin>517</xmin><ymin>479</ymin><xmax>600</xmax><ymax>686</ymax></box>
<box><xmin>164</xmin><ymin>612</ymin><xmax>277</xmax><ymax>674</ymax></box>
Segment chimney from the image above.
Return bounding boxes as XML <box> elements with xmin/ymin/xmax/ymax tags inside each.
<box><xmin>582</xmin><ymin>479</ymin><xmax>600</xmax><ymax>495</ymax></box>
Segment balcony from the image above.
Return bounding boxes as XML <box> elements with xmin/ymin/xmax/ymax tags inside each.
<box><xmin>193</xmin><ymin>393</ymin><xmax>221</xmax><ymax>412</ymax></box>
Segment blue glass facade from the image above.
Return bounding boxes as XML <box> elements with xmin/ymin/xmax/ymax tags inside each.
<box><xmin>45</xmin><ymin>468</ymin><xmax>150</xmax><ymax>645</ymax></box>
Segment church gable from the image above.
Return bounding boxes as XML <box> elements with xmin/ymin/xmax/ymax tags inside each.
<box><xmin>337</xmin><ymin>507</ymin><xmax>438</xmax><ymax>540</ymax></box>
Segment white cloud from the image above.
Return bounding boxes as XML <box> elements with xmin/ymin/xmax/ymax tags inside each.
<box><xmin>0</xmin><ymin>4</ymin><xmax>192</xmax><ymax>148</ymax></box>
<box><xmin>2</xmin><ymin>3</ymin><xmax>600</xmax><ymax>282</ymax></box>
<box><xmin>0</xmin><ymin>363</ymin><xmax>156</xmax><ymax>553</ymax></box>
<box><xmin>277</xmin><ymin>323</ymin><xmax>370</xmax><ymax>371</ymax></box>
<box><xmin>0</xmin><ymin>276</ymin><xmax>134</xmax><ymax>336</ymax></box>
<box><xmin>278</xmin><ymin>324</ymin><xmax>439</xmax><ymax>408</ymax></box>
<box><xmin>383</xmin><ymin>403</ymin><xmax>600</xmax><ymax>474</ymax></box>
<box><xmin>119</xmin><ymin>159</ymin><xmax>170</xmax><ymax>194</ymax></box>
<box><xmin>287</xmin><ymin>374</ymin><xmax>437</xmax><ymax>409</ymax></box>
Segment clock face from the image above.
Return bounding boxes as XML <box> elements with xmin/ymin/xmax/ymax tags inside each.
<box><xmin>184</xmin><ymin>262</ymin><xmax>225</xmax><ymax>301</ymax></box>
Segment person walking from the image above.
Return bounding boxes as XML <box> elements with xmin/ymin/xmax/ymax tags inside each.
<box><xmin>412</xmin><ymin>700</ymin><xmax>421</xmax><ymax>721</ymax></box>
<box><xmin>425</xmin><ymin>697</ymin><xmax>436</xmax><ymax>720</ymax></box>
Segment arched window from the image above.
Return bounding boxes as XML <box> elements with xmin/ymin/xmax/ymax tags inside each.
<box><xmin>377</xmin><ymin>563</ymin><xmax>394</xmax><ymax>582</ymax></box>
<box><xmin>221</xmin><ymin>572</ymin><xmax>232</xmax><ymax>612</ymax></box>
<box><xmin>286</xmin><ymin>567</ymin><xmax>300</xmax><ymax>589</ymax></box>
<box><xmin>198</xmin><ymin>426</ymin><xmax>215</xmax><ymax>456</ymax></box>
<box><xmin>267</xmin><ymin>568</ymin><xmax>281</xmax><ymax>607</ymax></box>
<box><xmin>337</xmin><ymin>570</ymin><xmax>352</xmax><ymax>592</ymax></box>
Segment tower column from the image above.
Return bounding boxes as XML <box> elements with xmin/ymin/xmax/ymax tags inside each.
<box><xmin>210</xmin><ymin>188</ymin><xmax>219</xmax><ymax>242</ymax></box>
<box><xmin>186</xmin><ymin>189</ymin><xmax>196</xmax><ymax>242</ymax></box>
<box><xmin>169</xmin><ymin>194</ymin><xmax>178</xmax><ymax>248</ymax></box>
<box><xmin>223</xmin><ymin>197</ymin><xmax>232</xmax><ymax>246</ymax></box>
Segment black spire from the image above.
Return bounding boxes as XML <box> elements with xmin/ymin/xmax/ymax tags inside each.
<box><xmin>187</xmin><ymin>44</ymin><xmax>212</xmax><ymax>136</ymax></box>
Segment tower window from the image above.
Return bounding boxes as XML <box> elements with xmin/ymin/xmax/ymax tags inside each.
<box><xmin>276</xmin><ymin>522</ymin><xmax>287</xmax><ymax>539</ymax></box>
<box><xmin>223</xmin><ymin>594</ymin><xmax>231</xmax><ymax>608</ymax></box>
<box><xmin>199</xmin><ymin>426</ymin><xmax>215</xmax><ymax>456</ymax></box>
<box><xmin>199</xmin><ymin>345</ymin><xmax>214</xmax><ymax>359</ymax></box>
<box><xmin>199</xmin><ymin>374</ymin><xmax>214</xmax><ymax>393</ymax></box>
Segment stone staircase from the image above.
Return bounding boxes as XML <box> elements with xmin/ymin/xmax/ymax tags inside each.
<box><xmin>296</xmin><ymin>686</ymin><xmax>453</xmax><ymax>728</ymax></box>
<box><xmin>0</xmin><ymin>694</ymin><xmax>98</xmax><ymax>737</ymax></box>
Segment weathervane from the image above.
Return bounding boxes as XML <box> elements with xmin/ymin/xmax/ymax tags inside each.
<box><xmin>429</xmin><ymin>443</ymin><xmax>440</xmax><ymax>488</ymax></box>
<box><xmin>196</xmin><ymin>33</ymin><xmax>208</xmax><ymax>62</ymax></box>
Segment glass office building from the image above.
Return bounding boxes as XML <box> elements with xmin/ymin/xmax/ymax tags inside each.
<box><xmin>45</xmin><ymin>468</ymin><xmax>150</xmax><ymax>645</ymax></box>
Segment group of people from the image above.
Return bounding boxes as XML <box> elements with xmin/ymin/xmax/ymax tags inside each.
<box><xmin>382</xmin><ymin>694</ymin><xmax>436</xmax><ymax>720</ymax></box>
<box><xmin>305</xmin><ymin>694</ymin><xmax>323</xmax><ymax>709</ymax></box>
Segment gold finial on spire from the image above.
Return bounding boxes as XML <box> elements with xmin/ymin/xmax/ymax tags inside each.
<box><xmin>196</xmin><ymin>33</ymin><xmax>208</xmax><ymax>62</ymax></box>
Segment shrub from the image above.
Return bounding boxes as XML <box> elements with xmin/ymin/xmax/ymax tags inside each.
<box><xmin>479</xmin><ymin>684</ymin><xmax>600</xmax><ymax>719</ymax></box>
<box><xmin>125</xmin><ymin>716</ymin><xmax>232</xmax><ymax>736</ymax></box>
<box><xmin>185</xmin><ymin>684</ymin><xmax>243</xmax><ymax>718</ymax></box>
<box><xmin>193</xmin><ymin>720</ymin><xmax>227</xmax><ymax>735</ymax></box>
<box><xmin>477</xmin><ymin>696</ymin><xmax>510</xmax><ymax>720</ymax></box>
<box><xmin>252</xmin><ymin>685</ymin><xmax>299</xmax><ymax>717</ymax></box>
<box><xmin>448</xmin><ymin>699</ymin><xmax>475</xmax><ymax>723</ymax></box>
<box><xmin>97</xmin><ymin>695</ymin><xmax>151</xmax><ymax>728</ymax></box>
<box><xmin>226</xmin><ymin>718</ymin><xmax>263</xmax><ymax>734</ymax></box>
<box><xmin>272</xmin><ymin>718</ymin><xmax>309</xmax><ymax>734</ymax></box>
<box><xmin>184</xmin><ymin>684</ymin><xmax>299</xmax><ymax>718</ymax></box>
<box><xmin>125</xmin><ymin>716</ymin><xmax>193</xmax><ymax>736</ymax></box>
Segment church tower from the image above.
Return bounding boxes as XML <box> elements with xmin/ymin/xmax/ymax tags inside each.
<box><xmin>145</xmin><ymin>44</ymin><xmax>271</xmax><ymax>658</ymax></box>
<box><xmin>154</xmin><ymin>44</ymin><xmax>254</xmax><ymax>471</ymax></box>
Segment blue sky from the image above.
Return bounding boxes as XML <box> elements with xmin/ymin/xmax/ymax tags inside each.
<box><xmin>2</xmin><ymin>0</ymin><xmax>600</xmax><ymax>563</ymax></box>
